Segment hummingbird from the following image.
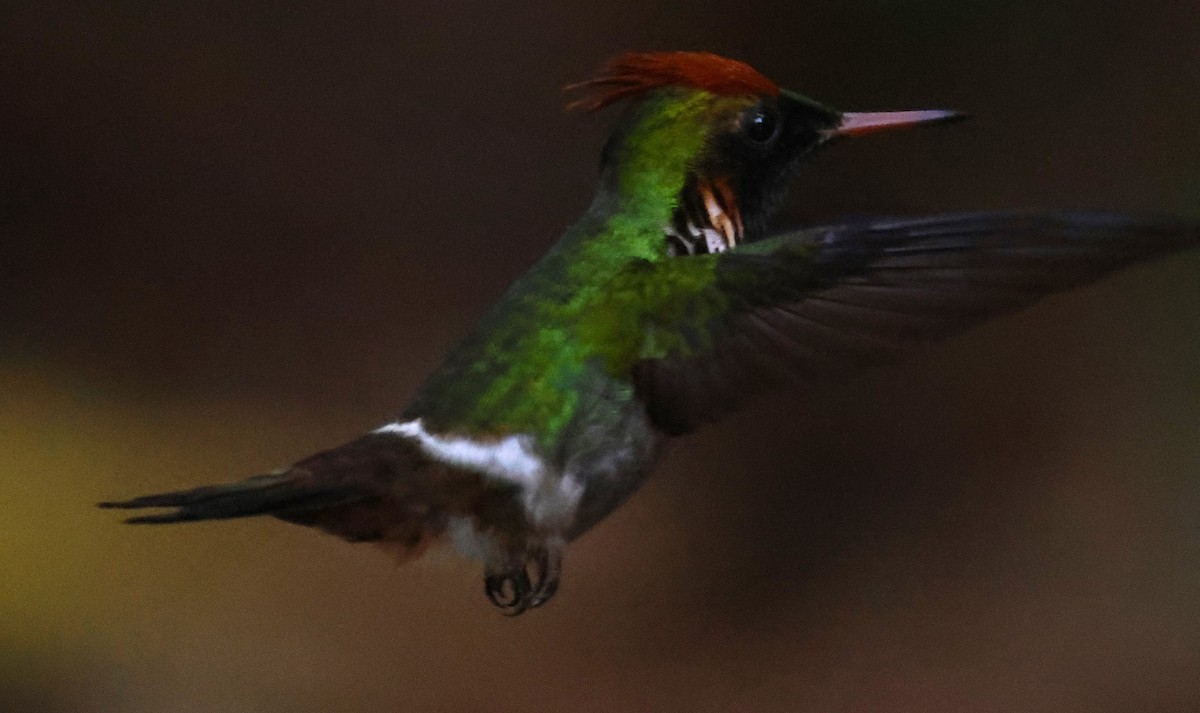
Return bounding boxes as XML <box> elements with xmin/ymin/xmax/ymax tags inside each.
<box><xmin>101</xmin><ymin>51</ymin><xmax>1199</xmax><ymax>615</ymax></box>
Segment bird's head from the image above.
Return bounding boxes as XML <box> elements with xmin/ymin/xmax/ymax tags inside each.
<box><xmin>568</xmin><ymin>51</ymin><xmax>962</xmax><ymax>254</ymax></box>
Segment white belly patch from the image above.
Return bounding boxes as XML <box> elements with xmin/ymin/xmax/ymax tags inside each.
<box><xmin>373</xmin><ymin>418</ymin><xmax>582</xmax><ymax>529</ymax></box>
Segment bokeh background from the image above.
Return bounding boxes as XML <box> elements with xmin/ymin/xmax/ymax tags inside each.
<box><xmin>3</xmin><ymin>2</ymin><xmax>1200</xmax><ymax>711</ymax></box>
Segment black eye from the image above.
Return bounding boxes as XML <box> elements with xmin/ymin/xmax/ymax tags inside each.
<box><xmin>742</xmin><ymin>105</ymin><xmax>780</xmax><ymax>145</ymax></box>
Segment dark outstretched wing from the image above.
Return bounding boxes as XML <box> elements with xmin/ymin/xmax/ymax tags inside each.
<box><xmin>631</xmin><ymin>212</ymin><xmax>1200</xmax><ymax>435</ymax></box>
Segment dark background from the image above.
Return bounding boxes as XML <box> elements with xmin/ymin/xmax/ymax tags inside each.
<box><xmin>3</xmin><ymin>2</ymin><xmax>1200</xmax><ymax>711</ymax></box>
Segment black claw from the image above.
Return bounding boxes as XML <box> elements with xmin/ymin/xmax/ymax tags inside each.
<box><xmin>483</xmin><ymin>546</ymin><xmax>563</xmax><ymax>615</ymax></box>
<box><xmin>529</xmin><ymin>578</ymin><xmax>559</xmax><ymax>609</ymax></box>
<box><xmin>528</xmin><ymin>547</ymin><xmax>562</xmax><ymax>609</ymax></box>
<box><xmin>484</xmin><ymin>569</ymin><xmax>532</xmax><ymax>616</ymax></box>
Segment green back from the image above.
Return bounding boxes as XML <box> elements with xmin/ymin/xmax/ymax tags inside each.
<box><xmin>404</xmin><ymin>90</ymin><xmax>745</xmax><ymax>444</ymax></box>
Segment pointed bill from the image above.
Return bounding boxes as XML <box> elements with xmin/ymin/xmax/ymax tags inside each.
<box><xmin>829</xmin><ymin>109</ymin><xmax>965</xmax><ymax>138</ymax></box>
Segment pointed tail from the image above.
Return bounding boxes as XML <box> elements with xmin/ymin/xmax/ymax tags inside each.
<box><xmin>98</xmin><ymin>471</ymin><xmax>368</xmax><ymax>524</ymax></box>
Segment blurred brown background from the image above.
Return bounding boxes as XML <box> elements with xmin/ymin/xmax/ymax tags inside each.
<box><xmin>3</xmin><ymin>2</ymin><xmax>1200</xmax><ymax>711</ymax></box>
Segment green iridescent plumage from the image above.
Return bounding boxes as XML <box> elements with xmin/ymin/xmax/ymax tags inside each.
<box><xmin>405</xmin><ymin>90</ymin><xmax>752</xmax><ymax>443</ymax></box>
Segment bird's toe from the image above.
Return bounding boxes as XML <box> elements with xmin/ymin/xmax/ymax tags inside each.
<box><xmin>483</xmin><ymin>545</ymin><xmax>563</xmax><ymax>615</ymax></box>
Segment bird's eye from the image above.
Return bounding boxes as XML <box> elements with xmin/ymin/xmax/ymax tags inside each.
<box><xmin>742</xmin><ymin>105</ymin><xmax>780</xmax><ymax>145</ymax></box>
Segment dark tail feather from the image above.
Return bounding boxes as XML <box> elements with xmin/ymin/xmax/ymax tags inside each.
<box><xmin>98</xmin><ymin>472</ymin><xmax>368</xmax><ymax>524</ymax></box>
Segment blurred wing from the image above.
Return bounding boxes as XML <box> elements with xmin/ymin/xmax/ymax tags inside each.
<box><xmin>633</xmin><ymin>211</ymin><xmax>1200</xmax><ymax>434</ymax></box>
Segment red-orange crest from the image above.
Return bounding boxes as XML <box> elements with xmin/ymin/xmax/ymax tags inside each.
<box><xmin>566</xmin><ymin>51</ymin><xmax>780</xmax><ymax>112</ymax></box>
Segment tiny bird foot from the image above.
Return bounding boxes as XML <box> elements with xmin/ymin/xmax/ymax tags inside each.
<box><xmin>484</xmin><ymin>546</ymin><xmax>562</xmax><ymax>616</ymax></box>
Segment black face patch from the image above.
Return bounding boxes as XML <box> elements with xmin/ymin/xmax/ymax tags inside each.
<box><xmin>664</xmin><ymin>94</ymin><xmax>840</xmax><ymax>256</ymax></box>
